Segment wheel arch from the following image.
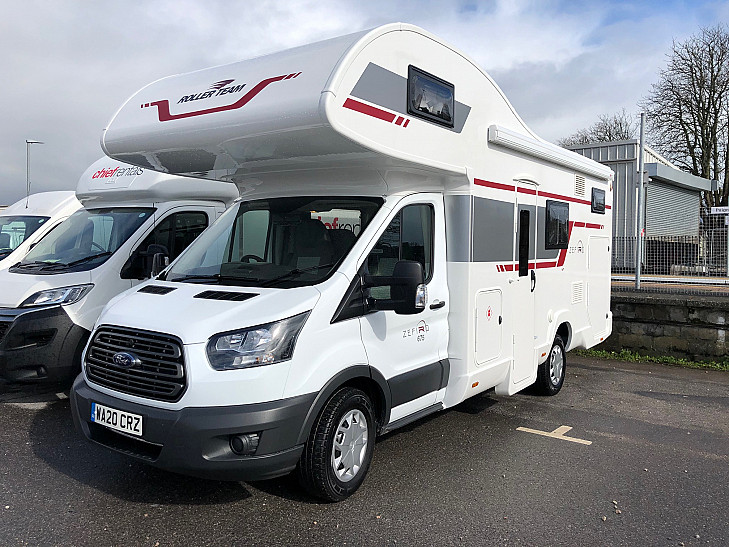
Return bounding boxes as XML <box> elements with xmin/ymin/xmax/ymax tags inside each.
<box><xmin>295</xmin><ymin>366</ymin><xmax>391</xmax><ymax>445</ymax></box>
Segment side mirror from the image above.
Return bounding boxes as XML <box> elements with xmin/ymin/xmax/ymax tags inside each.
<box><xmin>364</xmin><ymin>260</ymin><xmax>427</xmax><ymax>315</ymax></box>
<box><xmin>145</xmin><ymin>244</ymin><xmax>169</xmax><ymax>278</ymax></box>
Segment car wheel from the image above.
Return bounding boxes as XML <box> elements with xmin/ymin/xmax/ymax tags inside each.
<box><xmin>534</xmin><ymin>335</ymin><xmax>566</xmax><ymax>395</ymax></box>
<box><xmin>298</xmin><ymin>387</ymin><xmax>376</xmax><ymax>502</ymax></box>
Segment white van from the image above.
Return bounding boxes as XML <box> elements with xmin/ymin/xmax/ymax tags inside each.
<box><xmin>0</xmin><ymin>192</ymin><xmax>81</xmax><ymax>269</ymax></box>
<box><xmin>71</xmin><ymin>24</ymin><xmax>613</xmax><ymax>501</ymax></box>
<box><xmin>0</xmin><ymin>157</ymin><xmax>237</xmax><ymax>383</ymax></box>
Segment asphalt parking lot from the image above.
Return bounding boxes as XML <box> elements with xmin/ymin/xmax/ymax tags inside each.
<box><xmin>1</xmin><ymin>356</ymin><xmax>727</xmax><ymax>546</ymax></box>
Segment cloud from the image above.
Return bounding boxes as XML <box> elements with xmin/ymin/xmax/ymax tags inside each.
<box><xmin>0</xmin><ymin>0</ymin><xmax>727</xmax><ymax>205</ymax></box>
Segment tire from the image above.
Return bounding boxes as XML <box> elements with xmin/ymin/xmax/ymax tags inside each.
<box><xmin>297</xmin><ymin>387</ymin><xmax>376</xmax><ymax>502</ymax></box>
<box><xmin>534</xmin><ymin>336</ymin><xmax>566</xmax><ymax>396</ymax></box>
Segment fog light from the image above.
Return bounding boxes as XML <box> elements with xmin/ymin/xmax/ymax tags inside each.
<box><xmin>230</xmin><ymin>433</ymin><xmax>260</xmax><ymax>456</ymax></box>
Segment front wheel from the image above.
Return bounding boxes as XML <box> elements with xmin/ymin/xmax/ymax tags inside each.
<box><xmin>534</xmin><ymin>336</ymin><xmax>566</xmax><ymax>395</ymax></box>
<box><xmin>297</xmin><ymin>387</ymin><xmax>376</xmax><ymax>502</ymax></box>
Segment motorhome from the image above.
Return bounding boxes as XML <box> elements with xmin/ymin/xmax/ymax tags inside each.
<box><xmin>71</xmin><ymin>23</ymin><xmax>613</xmax><ymax>501</ymax></box>
<box><xmin>0</xmin><ymin>191</ymin><xmax>81</xmax><ymax>269</ymax></box>
<box><xmin>0</xmin><ymin>157</ymin><xmax>237</xmax><ymax>384</ymax></box>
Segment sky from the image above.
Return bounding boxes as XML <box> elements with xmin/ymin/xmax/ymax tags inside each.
<box><xmin>1</xmin><ymin>0</ymin><xmax>727</xmax><ymax>205</ymax></box>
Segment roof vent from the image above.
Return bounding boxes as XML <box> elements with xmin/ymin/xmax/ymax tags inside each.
<box><xmin>194</xmin><ymin>290</ymin><xmax>257</xmax><ymax>302</ymax></box>
<box><xmin>137</xmin><ymin>285</ymin><xmax>177</xmax><ymax>295</ymax></box>
<box><xmin>574</xmin><ymin>175</ymin><xmax>586</xmax><ymax>197</ymax></box>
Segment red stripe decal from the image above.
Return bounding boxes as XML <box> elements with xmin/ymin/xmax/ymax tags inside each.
<box><xmin>343</xmin><ymin>98</ymin><xmax>396</xmax><ymax>123</ymax></box>
<box><xmin>605</xmin><ymin>205</ymin><xmax>612</xmax><ymax>210</ymax></box>
<box><xmin>538</xmin><ymin>190</ymin><xmax>591</xmax><ymax>206</ymax></box>
<box><xmin>574</xmin><ymin>221</ymin><xmax>586</xmax><ymax>228</ymax></box>
<box><xmin>145</xmin><ymin>74</ymin><xmax>294</xmax><ymax>122</ymax></box>
<box><xmin>395</xmin><ymin>116</ymin><xmax>404</xmax><ymax>126</ymax></box>
<box><xmin>556</xmin><ymin>221</ymin><xmax>575</xmax><ymax>267</ymax></box>
<box><xmin>403</xmin><ymin>119</ymin><xmax>410</xmax><ymax>127</ymax></box>
<box><xmin>517</xmin><ymin>187</ymin><xmax>537</xmax><ymax>195</ymax></box>
<box><xmin>585</xmin><ymin>223</ymin><xmax>602</xmax><ymax>229</ymax></box>
<box><xmin>474</xmin><ymin>178</ymin><xmax>515</xmax><ymax>192</ymax></box>
<box><xmin>536</xmin><ymin>261</ymin><xmax>557</xmax><ymax>269</ymax></box>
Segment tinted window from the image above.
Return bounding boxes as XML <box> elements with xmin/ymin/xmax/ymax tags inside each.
<box><xmin>592</xmin><ymin>188</ymin><xmax>606</xmax><ymax>214</ymax></box>
<box><xmin>545</xmin><ymin>200</ymin><xmax>569</xmax><ymax>250</ymax></box>
<box><xmin>407</xmin><ymin>66</ymin><xmax>454</xmax><ymax>127</ymax></box>
<box><xmin>122</xmin><ymin>211</ymin><xmax>209</xmax><ymax>279</ymax></box>
<box><xmin>367</xmin><ymin>204</ymin><xmax>434</xmax><ymax>298</ymax></box>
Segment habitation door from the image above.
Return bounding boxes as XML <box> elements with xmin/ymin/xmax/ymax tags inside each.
<box><xmin>512</xmin><ymin>183</ymin><xmax>537</xmax><ymax>384</ymax></box>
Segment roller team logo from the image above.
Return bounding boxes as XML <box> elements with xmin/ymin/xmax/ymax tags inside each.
<box><xmin>141</xmin><ymin>72</ymin><xmax>302</xmax><ymax>122</ymax></box>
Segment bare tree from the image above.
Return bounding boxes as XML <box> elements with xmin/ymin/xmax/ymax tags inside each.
<box><xmin>557</xmin><ymin>109</ymin><xmax>637</xmax><ymax>147</ymax></box>
<box><xmin>642</xmin><ymin>25</ymin><xmax>729</xmax><ymax>207</ymax></box>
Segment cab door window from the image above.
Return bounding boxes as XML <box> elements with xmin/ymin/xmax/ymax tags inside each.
<box><xmin>367</xmin><ymin>204</ymin><xmax>434</xmax><ymax>298</ymax></box>
<box><xmin>122</xmin><ymin>211</ymin><xmax>208</xmax><ymax>279</ymax></box>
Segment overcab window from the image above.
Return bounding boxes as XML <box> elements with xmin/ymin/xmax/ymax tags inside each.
<box><xmin>545</xmin><ymin>200</ymin><xmax>569</xmax><ymax>250</ymax></box>
<box><xmin>407</xmin><ymin>66</ymin><xmax>454</xmax><ymax>128</ymax></box>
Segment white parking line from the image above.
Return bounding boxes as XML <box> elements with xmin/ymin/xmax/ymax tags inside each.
<box><xmin>516</xmin><ymin>425</ymin><xmax>592</xmax><ymax>445</ymax></box>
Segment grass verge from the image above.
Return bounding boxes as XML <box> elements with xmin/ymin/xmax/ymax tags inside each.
<box><xmin>574</xmin><ymin>348</ymin><xmax>729</xmax><ymax>372</ymax></box>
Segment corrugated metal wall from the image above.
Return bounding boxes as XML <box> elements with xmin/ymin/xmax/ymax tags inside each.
<box><xmin>646</xmin><ymin>182</ymin><xmax>699</xmax><ymax>237</ymax></box>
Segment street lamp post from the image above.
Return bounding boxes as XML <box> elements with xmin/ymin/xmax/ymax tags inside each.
<box><xmin>25</xmin><ymin>139</ymin><xmax>44</xmax><ymax>208</ymax></box>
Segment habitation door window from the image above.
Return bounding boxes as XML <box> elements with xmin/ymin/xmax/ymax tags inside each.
<box><xmin>545</xmin><ymin>200</ymin><xmax>569</xmax><ymax>249</ymax></box>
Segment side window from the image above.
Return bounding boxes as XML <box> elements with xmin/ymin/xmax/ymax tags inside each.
<box><xmin>591</xmin><ymin>188</ymin><xmax>606</xmax><ymax>214</ymax></box>
<box><xmin>122</xmin><ymin>211</ymin><xmax>208</xmax><ymax>279</ymax></box>
<box><xmin>545</xmin><ymin>200</ymin><xmax>569</xmax><ymax>250</ymax></box>
<box><xmin>366</xmin><ymin>204</ymin><xmax>434</xmax><ymax>298</ymax></box>
<box><xmin>229</xmin><ymin>209</ymin><xmax>269</xmax><ymax>262</ymax></box>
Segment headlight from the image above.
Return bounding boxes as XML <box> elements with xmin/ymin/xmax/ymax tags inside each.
<box><xmin>206</xmin><ymin>311</ymin><xmax>309</xmax><ymax>371</ymax></box>
<box><xmin>20</xmin><ymin>284</ymin><xmax>94</xmax><ymax>307</ymax></box>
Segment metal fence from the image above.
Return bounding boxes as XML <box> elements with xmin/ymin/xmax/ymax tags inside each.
<box><xmin>611</xmin><ymin>207</ymin><xmax>729</xmax><ymax>295</ymax></box>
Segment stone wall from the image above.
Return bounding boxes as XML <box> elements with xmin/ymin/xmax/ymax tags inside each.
<box><xmin>598</xmin><ymin>291</ymin><xmax>729</xmax><ymax>361</ymax></box>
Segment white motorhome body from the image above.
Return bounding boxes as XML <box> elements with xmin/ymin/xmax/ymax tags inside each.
<box><xmin>71</xmin><ymin>24</ymin><xmax>613</xmax><ymax>500</ymax></box>
<box><xmin>0</xmin><ymin>157</ymin><xmax>237</xmax><ymax>383</ymax></box>
<box><xmin>0</xmin><ymin>191</ymin><xmax>81</xmax><ymax>269</ymax></box>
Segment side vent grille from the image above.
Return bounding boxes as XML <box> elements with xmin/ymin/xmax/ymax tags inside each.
<box><xmin>571</xmin><ymin>281</ymin><xmax>584</xmax><ymax>304</ymax></box>
<box><xmin>193</xmin><ymin>290</ymin><xmax>257</xmax><ymax>302</ymax></box>
<box><xmin>138</xmin><ymin>285</ymin><xmax>177</xmax><ymax>295</ymax></box>
<box><xmin>574</xmin><ymin>175</ymin><xmax>586</xmax><ymax>197</ymax></box>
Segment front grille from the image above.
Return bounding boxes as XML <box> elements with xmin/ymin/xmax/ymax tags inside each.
<box><xmin>0</xmin><ymin>321</ymin><xmax>10</xmax><ymax>343</ymax></box>
<box><xmin>85</xmin><ymin>326</ymin><xmax>186</xmax><ymax>402</ymax></box>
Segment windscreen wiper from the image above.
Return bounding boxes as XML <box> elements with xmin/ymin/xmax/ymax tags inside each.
<box><xmin>60</xmin><ymin>252</ymin><xmax>113</xmax><ymax>268</ymax></box>
<box><xmin>168</xmin><ymin>273</ymin><xmax>261</xmax><ymax>285</ymax></box>
<box><xmin>261</xmin><ymin>263</ymin><xmax>335</xmax><ymax>287</ymax></box>
<box><xmin>12</xmin><ymin>260</ymin><xmax>64</xmax><ymax>271</ymax></box>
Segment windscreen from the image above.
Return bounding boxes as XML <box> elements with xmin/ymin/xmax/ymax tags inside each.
<box><xmin>12</xmin><ymin>207</ymin><xmax>155</xmax><ymax>274</ymax></box>
<box><xmin>165</xmin><ymin>196</ymin><xmax>382</xmax><ymax>288</ymax></box>
<box><xmin>0</xmin><ymin>216</ymin><xmax>50</xmax><ymax>260</ymax></box>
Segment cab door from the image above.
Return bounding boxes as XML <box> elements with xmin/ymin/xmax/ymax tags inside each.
<box><xmin>359</xmin><ymin>194</ymin><xmax>449</xmax><ymax>423</ymax></box>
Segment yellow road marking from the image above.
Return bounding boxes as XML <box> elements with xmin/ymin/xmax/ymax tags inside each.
<box><xmin>516</xmin><ymin>425</ymin><xmax>592</xmax><ymax>445</ymax></box>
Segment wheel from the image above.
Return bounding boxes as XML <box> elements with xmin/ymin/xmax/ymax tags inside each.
<box><xmin>297</xmin><ymin>387</ymin><xmax>376</xmax><ymax>502</ymax></box>
<box><xmin>534</xmin><ymin>336</ymin><xmax>566</xmax><ymax>395</ymax></box>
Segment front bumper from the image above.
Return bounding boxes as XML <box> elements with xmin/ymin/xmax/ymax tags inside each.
<box><xmin>70</xmin><ymin>375</ymin><xmax>316</xmax><ymax>482</ymax></box>
<box><xmin>0</xmin><ymin>306</ymin><xmax>89</xmax><ymax>383</ymax></box>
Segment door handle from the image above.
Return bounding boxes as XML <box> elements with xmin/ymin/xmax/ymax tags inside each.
<box><xmin>430</xmin><ymin>300</ymin><xmax>446</xmax><ymax>310</ymax></box>
<box><xmin>530</xmin><ymin>270</ymin><xmax>536</xmax><ymax>292</ymax></box>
